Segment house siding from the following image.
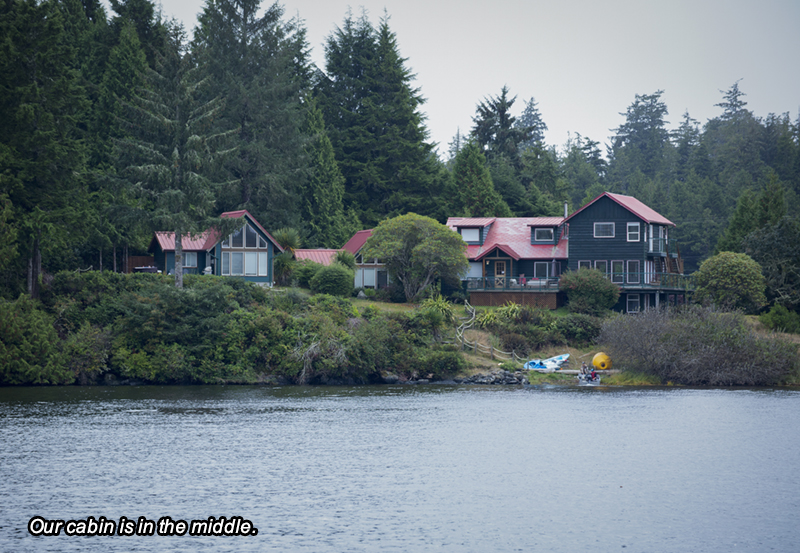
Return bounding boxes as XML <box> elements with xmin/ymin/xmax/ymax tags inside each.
<box><xmin>566</xmin><ymin>196</ymin><xmax>648</xmax><ymax>273</ymax></box>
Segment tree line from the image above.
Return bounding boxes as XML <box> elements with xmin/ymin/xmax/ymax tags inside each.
<box><xmin>1</xmin><ymin>0</ymin><xmax>799</xmax><ymax>303</ymax></box>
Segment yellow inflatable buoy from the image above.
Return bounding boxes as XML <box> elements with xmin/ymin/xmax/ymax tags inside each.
<box><xmin>592</xmin><ymin>352</ymin><xmax>612</xmax><ymax>370</ymax></box>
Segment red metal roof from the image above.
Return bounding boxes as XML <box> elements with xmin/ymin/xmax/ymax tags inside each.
<box><xmin>150</xmin><ymin>210</ymin><xmax>283</xmax><ymax>252</ymax></box>
<box><xmin>342</xmin><ymin>229</ymin><xmax>373</xmax><ymax>254</ymax></box>
<box><xmin>294</xmin><ymin>249</ymin><xmax>339</xmax><ymax>266</ymax></box>
<box><xmin>446</xmin><ymin>217</ymin><xmax>569</xmax><ymax>261</ymax></box>
<box><xmin>565</xmin><ymin>192</ymin><xmax>675</xmax><ymax>226</ymax></box>
<box><xmin>447</xmin><ymin>217</ymin><xmax>496</xmax><ymax>228</ymax></box>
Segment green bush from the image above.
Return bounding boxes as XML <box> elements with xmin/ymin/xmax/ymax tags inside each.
<box><xmin>61</xmin><ymin>322</ymin><xmax>112</xmax><ymax>384</ymax></box>
<box><xmin>760</xmin><ymin>304</ymin><xmax>800</xmax><ymax>334</ymax></box>
<box><xmin>560</xmin><ymin>268</ymin><xmax>620</xmax><ymax>315</ymax></box>
<box><xmin>694</xmin><ymin>251</ymin><xmax>767</xmax><ymax>314</ymax></box>
<box><xmin>423</xmin><ymin>346</ymin><xmax>467</xmax><ymax>379</ymax></box>
<box><xmin>0</xmin><ymin>295</ymin><xmax>73</xmax><ymax>385</ymax></box>
<box><xmin>293</xmin><ymin>261</ymin><xmax>323</xmax><ymax>288</ymax></box>
<box><xmin>552</xmin><ymin>313</ymin><xmax>602</xmax><ymax>345</ymax></box>
<box><xmin>308</xmin><ymin>294</ymin><xmax>359</xmax><ymax>325</ymax></box>
<box><xmin>310</xmin><ymin>264</ymin><xmax>354</xmax><ymax>297</ymax></box>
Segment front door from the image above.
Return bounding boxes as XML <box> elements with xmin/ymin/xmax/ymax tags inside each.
<box><xmin>495</xmin><ymin>261</ymin><xmax>506</xmax><ymax>288</ymax></box>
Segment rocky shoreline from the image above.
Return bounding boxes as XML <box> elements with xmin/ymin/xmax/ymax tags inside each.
<box><xmin>383</xmin><ymin>369</ymin><xmax>527</xmax><ymax>386</ymax></box>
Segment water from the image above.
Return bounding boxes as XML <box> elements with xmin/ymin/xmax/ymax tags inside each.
<box><xmin>1</xmin><ymin>385</ymin><xmax>799</xmax><ymax>552</ymax></box>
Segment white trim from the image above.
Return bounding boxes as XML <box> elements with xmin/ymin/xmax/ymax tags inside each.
<box><xmin>627</xmin><ymin>222</ymin><xmax>640</xmax><ymax>242</ymax></box>
<box><xmin>627</xmin><ymin>260</ymin><xmax>641</xmax><ymax>284</ymax></box>
<box><xmin>611</xmin><ymin>260</ymin><xmax>625</xmax><ymax>284</ymax></box>
<box><xmin>534</xmin><ymin>228</ymin><xmax>554</xmax><ymax>241</ymax></box>
<box><xmin>578</xmin><ymin>260</ymin><xmax>592</xmax><ymax>270</ymax></box>
<box><xmin>594</xmin><ymin>260</ymin><xmax>608</xmax><ymax>275</ymax></box>
<box><xmin>627</xmin><ymin>294</ymin><xmax>641</xmax><ymax>313</ymax></box>
<box><xmin>593</xmin><ymin>222</ymin><xmax>615</xmax><ymax>238</ymax></box>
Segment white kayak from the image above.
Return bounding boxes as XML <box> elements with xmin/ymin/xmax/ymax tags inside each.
<box><xmin>523</xmin><ymin>354</ymin><xmax>570</xmax><ymax>371</ymax></box>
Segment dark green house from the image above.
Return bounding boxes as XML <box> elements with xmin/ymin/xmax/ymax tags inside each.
<box><xmin>149</xmin><ymin>210</ymin><xmax>283</xmax><ymax>285</ymax></box>
<box><xmin>562</xmin><ymin>192</ymin><xmax>690</xmax><ymax>312</ymax></box>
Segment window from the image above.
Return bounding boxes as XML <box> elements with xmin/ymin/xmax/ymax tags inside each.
<box><xmin>231</xmin><ymin>252</ymin><xmax>244</xmax><ymax>275</ymax></box>
<box><xmin>183</xmin><ymin>252</ymin><xmax>197</xmax><ymax>267</ymax></box>
<box><xmin>594</xmin><ymin>222</ymin><xmax>614</xmax><ymax>238</ymax></box>
<box><xmin>222</xmin><ymin>252</ymin><xmax>230</xmax><ymax>275</ymax></box>
<box><xmin>627</xmin><ymin>222</ymin><xmax>640</xmax><ymax>242</ymax></box>
<box><xmin>461</xmin><ymin>228</ymin><xmax>480</xmax><ymax>242</ymax></box>
<box><xmin>627</xmin><ymin>294</ymin><xmax>641</xmax><ymax>313</ymax></box>
<box><xmin>245</xmin><ymin>252</ymin><xmax>257</xmax><ymax>276</ymax></box>
<box><xmin>246</xmin><ymin>225</ymin><xmax>258</xmax><ymax>248</ymax></box>
<box><xmin>259</xmin><ymin>252</ymin><xmax>267</xmax><ymax>276</ymax></box>
<box><xmin>594</xmin><ymin>260</ymin><xmax>607</xmax><ymax>274</ymax></box>
<box><xmin>534</xmin><ymin>262</ymin><xmax>549</xmax><ymax>279</ymax></box>
<box><xmin>611</xmin><ymin>260</ymin><xmax>625</xmax><ymax>284</ymax></box>
<box><xmin>534</xmin><ymin>228</ymin><xmax>553</xmax><ymax>241</ymax></box>
<box><xmin>578</xmin><ymin>260</ymin><xmax>592</xmax><ymax>270</ymax></box>
<box><xmin>231</xmin><ymin>227</ymin><xmax>243</xmax><ymax>248</ymax></box>
<box><xmin>627</xmin><ymin>260</ymin><xmax>641</xmax><ymax>283</ymax></box>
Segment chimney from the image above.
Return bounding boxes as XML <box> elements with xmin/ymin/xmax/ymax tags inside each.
<box><xmin>564</xmin><ymin>202</ymin><xmax>568</xmax><ymax>218</ymax></box>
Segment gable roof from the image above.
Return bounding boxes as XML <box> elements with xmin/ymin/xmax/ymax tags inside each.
<box><xmin>565</xmin><ymin>192</ymin><xmax>675</xmax><ymax>227</ymax></box>
<box><xmin>448</xmin><ymin>217</ymin><xmax>496</xmax><ymax>228</ymax></box>
<box><xmin>342</xmin><ymin>229</ymin><xmax>373</xmax><ymax>255</ymax></box>
<box><xmin>294</xmin><ymin>249</ymin><xmax>339</xmax><ymax>266</ymax></box>
<box><xmin>150</xmin><ymin>210</ymin><xmax>284</xmax><ymax>253</ymax></box>
<box><xmin>446</xmin><ymin>217</ymin><xmax>568</xmax><ymax>261</ymax></box>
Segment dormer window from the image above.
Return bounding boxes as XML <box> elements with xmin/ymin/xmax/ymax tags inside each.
<box><xmin>460</xmin><ymin>228</ymin><xmax>480</xmax><ymax>242</ymax></box>
<box><xmin>534</xmin><ymin>228</ymin><xmax>554</xmax><ymax>241</ymax></box>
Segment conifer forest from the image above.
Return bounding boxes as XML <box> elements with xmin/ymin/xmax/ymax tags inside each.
<box><xmin>2</xmin><ymin>0</ymin><xmax>799</xmax><ymax>300</ymax></box>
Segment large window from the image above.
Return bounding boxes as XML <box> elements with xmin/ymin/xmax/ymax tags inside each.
<box><xmin>594</xmin><ymin>222</ymin><xmax>615</xmax><ymax>238</ymax></box>
<box><xmin>534</xmin><ymin>228</ymin><xmax>553</xmax><ymax>241</ymax></box>
<box><xmin>627</xmin><ymin>260</ymin><xmax>641</xmax><ymax>284</ymax></box>
<box><xmin>611</xmin><ymin>260</ymin><xmax>625</xmax><ymax>284</ymax></box>
<box><xmin>594</xmin><ymin>260</ymin><xmax>608</xmax><ymax>274</ymax></box>
<box><xmin>220</xmin><ymin>222</ymin><xmax>271</xmax><ymax>277</ymax></box>
<box><xmin>183</xmin><ymin>252</ymin><xmax>197</xmax><ymax>267</ymax></box>
<box><xmin>627</xmin><ymin>294</ymin><xmax>641</xmax><ymax>313</ymax></box>
<box><xmin>627</xmin><ymin>222</ymin><xmax>640</xmax><ymax>242</ymax></box>
<box><xmin>534</xmin><ymin>262</ymin><xmax>549</xmax><ymax>279</ymax></box>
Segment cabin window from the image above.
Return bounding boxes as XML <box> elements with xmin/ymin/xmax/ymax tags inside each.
<box><xmin>594</xmin><ymin>260</ymin><xmax>608</xmax><ymax>275</ymax></box>
<box><xmin>245</xmin><ymin>252</ymin><xmax>258</xmax><ymax>276</ymax></box>
<box><xmin>231</xmin><ymin>252</ymin><xmax>244</xmax><ymax>275</ymax></box>
<box><xmin>534</xmin><ymin>228</ymin><xmax>553</xmax><ymax>241</ymax></box>
<box><xmin>594</xmin><ymin>222</ymin><xmax>615</xmax><ymax>238</ymax></box>
<box><xmin>578</xmin><ymin>260</ymin><xmax>592</xmax><ymax>270</ymax></box>
<box><xmin>183</xmin><ymin>252</ymin><xmax>197</xmax><ymax>267</ymax></box>
<box><xmin>461</xmin><ymin>228</ymin><xmax>480</xmax><ymax>242</ymax></box>
<box><xmin>222</xmin><ymin>252</ymin><xmax>230</xmax><ymax>275</ymax></box>
<box><xmin>627</xmin><ymin>294</ymin><xmax>641</xmax><ymax>313</ymax></box>
<box><xmin>231</xmin><ymin>227</ymin><xmax>244</xmax><ymax>248</ymax></box>
<box><xmin>627</xmin><ymin>222</ymin><xmax>640</xmax><ymax>242</ymax></box>
<box><xmin>611</xmin><ymin>260</ymin><xmax>625</xmax><ymax>284</ymax></box>
<box><xmin>627</xmin><ymin>260</ymin><xmax>641</xmax><ymax>283</ymax></box>
<box><xmin>259</xmin><ymin>253</ymin><xmax>268</xmax><ymax>276</ymax></box>
<box><xmin>246</xmin><ymin>225</ymin><xmax>258</xmax><ymax>248</ymax></box>
<box><xmin>534</xmin><ymin>262</ymin><xmax>549</xmax><ymax>279</ymax></box>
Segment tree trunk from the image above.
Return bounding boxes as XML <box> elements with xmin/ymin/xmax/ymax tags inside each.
<box><xmin>113</xmin><ymin>245</ymin><xmax>117</xmax><ymax>273</ymax></box>
<box><xmin>27</xmin><ymin>234</ymin><xmax>42</xmax><ymax>299</ymax></box>
<box><xmin>99</xmin><ymin>247</ymin><xmax>103</xmax><ymax>272</ymax></box>
<box><xmin>124</xmin><ymin>245</ymin><xmax>128</xmax><ymax>273</ymax></box>
<box><xmin>175</xmin><ymin>231</ymin><xmax>183</xmax><ymax>288</ymax></box>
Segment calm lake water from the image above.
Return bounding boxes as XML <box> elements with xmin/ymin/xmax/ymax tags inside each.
<box><xmin>1</xmin><ymin>384</ymin><xmax>799</xmax><ymax>552</ymax></box>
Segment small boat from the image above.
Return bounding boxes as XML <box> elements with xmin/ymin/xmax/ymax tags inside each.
<box><xmin>523</xmin><ymin>354</ymin><xmax>570</xmax><ymax>371</ymax></box>
<box><xmin>577</xmin><ymin>373</ymin><xmax>601</xmax><ymax>386</ymax></box>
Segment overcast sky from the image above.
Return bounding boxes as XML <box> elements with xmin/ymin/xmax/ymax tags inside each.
<box><xmin>144</xmin><ymin>0</ymin><xmax>799</xmax><ymax>157</ymax></box>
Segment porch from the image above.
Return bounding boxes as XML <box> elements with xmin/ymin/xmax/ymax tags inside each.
<box><xmin>463</xmin><ymin>272</ymin><xmax>695</xmax><ymax>293</ymax></box>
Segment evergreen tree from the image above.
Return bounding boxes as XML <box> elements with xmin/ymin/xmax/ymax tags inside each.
<box><xmin>301</xmin><ymin>96</ymin><xmax>356</xmax><ymax>248</ymax></box>
<box><xmin>115</xmin><ymin>23</ymin><xmax>235</xmax><ymax>288</ymax></box>
<box><xmin>193</xmin><ymin>0</ymin><xmax>311</xmax><ymax>229</ymax></box>
<box><xmin>316</xmin><ymin>11</ymin><xmax>441</xmax><ymax>227</ymax></box>
<box><xmin>472</xmin><ymin>85</ymin><xmax>530</xmax><ymax>168</ymax></box>
<box><xmin>514</xmin><ymin>96</ymin><xmax>548</xmax><ymax>151</ymax></box>
<box><xmin>449</xmin><ymin>141</ymin><xmax>511</xmax><ymax>217</ymax></box>
<box><xmin>0</xmin><ymin>0</ymin><xmax>90</xmax><ymax>297</ymax></box>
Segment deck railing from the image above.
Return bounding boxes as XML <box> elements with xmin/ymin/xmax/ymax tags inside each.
<box><xmin>463</xmin><ymin>272</ymin><xmax>695</xmax><ymax>292</ymax></box>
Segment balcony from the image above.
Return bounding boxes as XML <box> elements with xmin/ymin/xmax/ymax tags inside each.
<box><xmin>463</xmin><ymin>272</ymin><xmax>695</xmax><ymax>292</ymax></box>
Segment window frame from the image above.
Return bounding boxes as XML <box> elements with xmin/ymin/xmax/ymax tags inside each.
<box><xmin>627</xmin><ymin>294</ymin><xmax>641</xmax><ymax>313</ymax></box>
<box><xmin>593</xmin><ymin>222</ymin><xmax>615</xmax><ymax>238</ymax></box>
<box><xmin>533</xmin><ymin>228</ymin><xmax>554</xmax><ymax>242</ymax></box>
<box><xmin>627</xmin><ymin>260</ymin><xmax>641</xmax><ymax>284</ymax></box>
<box><xmin>183</xmin><ymin>252</ymin><xmax>198</xmax><ymax>268</ymax></box>
<box><xmin>594</xmin><ymin>260</ymin><xmax>608</xmax><ymax>275</ymax></box>
<box><xmin>578</xmin><ymin>260</ymin><xmax>592</xmax><ymax>271</ymax></box>
<box><xmin>627</xmin><ymin>222</ymin><xmax>640</xmax><ymax>242</ymax></box>
<box><xmin>611</xmin><ymin>260</ymin><xmax>625</xmax><ymax>284</ymax></box>
<box><xmin>534</xmin><ymin>262</ymin><xmax>549</xmax><ymax>279</ymax></box>
<box><xmin>460</xmin><ymin>228</ymin><xmax>480</xmax><ymax>243</ymax></box>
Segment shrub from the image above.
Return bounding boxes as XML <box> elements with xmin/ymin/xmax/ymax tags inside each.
<box><xmin>552</xmin><ymin>313</ymin><xmax>602</xmax><ymax>345</ymax></box>
<box><xmin>310</xmin><ymin>264</ymin><xmax>354</xmax><ymax>297</ymax></box>
<box><xmin>308</xmin><ymin>294</ymin><xmax>359</xmax><ymax>325</ymax></box>
<box><xmin>694</xmin><ymin>251</ymin><xmax>767</xmax><ymax>314</ymax></box>
<box><xmin>293</xmin><ymin>261</ymin><xmax>323</xmax><ymax>289</ymax></box>
<box><xmin>598</xmin><ymin>305</ymin><xmax>799</xmax><ymax>385</ymax></box>
<box><xmin>423</xmin><ymin>347</ymin><xmax>467</xmax><ymax>379</ymax></box>
<box><xmin>334</xmin><ymin>250</ymin><xmax>357</xmax><ymax>270</ymax></box>
<box><xmin>0</xmin><ymin>295</ymin><xmax>73</xmax><ymax>385</ymax></box>
<box><xmin>560</xmin><ymin>268</ymin><xmax>620</xmax><ymax>315</ymax></box>
<box><xmin>61</xmin><ymin>322</ymin><xmax>112</xmax><ymax>384</ymax></box>
<box><xmin>420</xmin><ymin>294</ymin><xmax>456</xmax><ymax>324</ymax></box>
<box><xmin>760</xmin><ymin>304</ymin><xmax>800</xmax><ymax>334</ymax></box>
<box><xmin>499</xmin><ymin>332</ymin><xmax>531</xmax><ymax>356</ymax></box>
